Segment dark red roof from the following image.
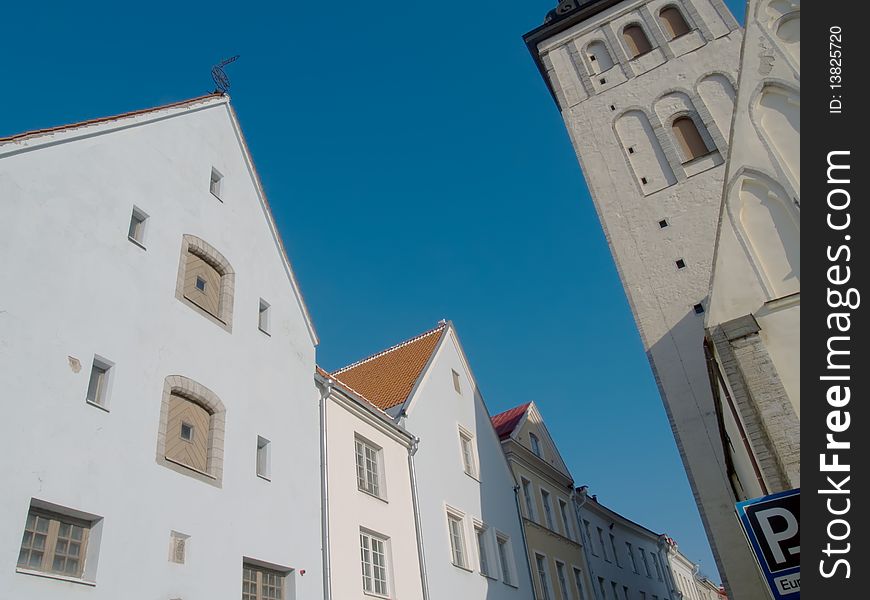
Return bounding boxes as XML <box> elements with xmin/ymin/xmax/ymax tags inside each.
<box><xmin>491</xmin><ymin>402</ymin><xmax>531</xmax><ymax>440</ymax></box>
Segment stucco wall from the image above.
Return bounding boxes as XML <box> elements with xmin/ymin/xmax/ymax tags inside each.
<box><xmin>0</xmin><ymin>100</ymin><xmax>323</xmax><ymax>599</ymax></box>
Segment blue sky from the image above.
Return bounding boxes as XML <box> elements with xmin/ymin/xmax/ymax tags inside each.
<box><xmin>4</xmin><ymin>0</ymin><xmax>745</xmax><ymax>581</ymax></box>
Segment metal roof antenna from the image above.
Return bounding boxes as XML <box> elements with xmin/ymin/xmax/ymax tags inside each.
<box><xmin>211</xmin><ymin>55</ymin><xmax>240</xmax><ymax>93</ymax></box>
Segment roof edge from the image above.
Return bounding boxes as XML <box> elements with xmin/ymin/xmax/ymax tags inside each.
<box><xmin>333</xmin><ymin>322</ymin><xmax>447</xmax><ymax>376</ymax></box>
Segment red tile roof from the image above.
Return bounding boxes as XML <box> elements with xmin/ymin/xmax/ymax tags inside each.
<box><xmin>331</xmin><ymin>323</ymin><xmax>447</xmax><ymax>411</ymax></box>
<box><xmin>0</xmin><ymin>93</ymin><xmax>225</xmax><ymax>144</ymax></box>
<box><xmin>491</xmin><ymin>402</ymin><xmax>531</xmax><ymax>440</ymax></box>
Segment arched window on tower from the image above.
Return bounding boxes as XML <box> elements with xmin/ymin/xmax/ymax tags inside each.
<box><xmin>671</xmin><ymin>116</ymin><xmax>710</xmax><ymax>162</ymax></box>
<box><xmin>659</xmin><ymin>6</ymin><xmax>691</xmax><ymax>39</ymax></box>
<box><xmin>586</xmin><ymin>40</ymin><xmax>615</xmax><ymax>74</ymax></box>
<box><xmin>623</xmin><ymin>25</ymin><xmax>653</xmax><ymax>58</ymax></box>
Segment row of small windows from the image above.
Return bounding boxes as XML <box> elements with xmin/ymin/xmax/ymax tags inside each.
<box><xmin>598</xmin><ymin>575</ymin><xmax>662</xmax><ymax>600</ymax></box>
<box><xmin>17</xmin><ymin>500</ymin><xmax>289</xmax><ymax>598</ymax></box>
<box><xmin>535</xmin><ymin>551</ymin><xmax>589</xmax><ymax>600</ymax></box>
<box><xmin>520</xmin><ymin>478</ymin><xmax>577</xmax><ymax>541</ymax></box>
<box><xmin>583</xmin><ymin>519</ymin><xmax>665</xmax><ymax>582</ymax></box>
<box><xmin>447</xmin><ymin>508</ymin><xmax>518</xmax><ymax>586</ymax></box>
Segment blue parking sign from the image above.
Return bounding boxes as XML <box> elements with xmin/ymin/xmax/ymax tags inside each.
<box><xmin>736</xmin><ymin>488</ymin><xmax>800</xmax><ymax>599</ymax></box>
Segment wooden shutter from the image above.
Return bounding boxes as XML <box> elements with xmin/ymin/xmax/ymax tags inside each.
<box><xmin>166</xmin><ymin>393</ymin><xmax>210</xmax><ymax>472</ymax></box>
<box><xmin>183</xmin><ymin>252</ymin><xmax>222</xmax><ymax>318</ymax></box>
<box><xmin>660</xmin><ymin>7</ymin><xmax>690</xmax><ymax>39</ymax></box>
<box><xmin>672</xmin><ymin>117</ymin><xmax>709</xmax><ymax>162</ymax></box>
<box><xmin>623</xmin><ymin>26</ymin><xmax>652</xmax><ymax>58</ymax></box>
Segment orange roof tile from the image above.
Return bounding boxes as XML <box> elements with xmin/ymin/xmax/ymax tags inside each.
<box><xmin>332</xmin><ymin>323</ymin><xmax>447</xmax><ymax>411</ymax></box>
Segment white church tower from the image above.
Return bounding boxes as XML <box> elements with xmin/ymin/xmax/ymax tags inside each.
<box><xmin>523</xmin><ymin>1</ymin><xmax>769</xmax><ymax>597</ymax></box>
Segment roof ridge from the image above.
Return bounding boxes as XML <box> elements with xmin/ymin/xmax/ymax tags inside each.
<box><xmin>492</xmin><ymin>401</ymin><xmax>532</xmax><ymax>420</ymax></box>
<box><xmin>333</xmin><ymin>322</ymin><xmax>447</xmax><ymax>376</ymax></box>
<box><xmin>0</xmin><ymin>93</ymin><xmax>226</xmax><ymax>144</ymax></box>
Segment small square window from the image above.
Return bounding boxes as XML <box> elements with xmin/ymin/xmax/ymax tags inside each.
<box><xmin>86</xmin><ymin>356</ymin><xmax>113</xmax><ymax>408</ymax></box>
<box><xmin>675</xmin><ymin>259</ymin><xmax>686</xmax><ymax>269</ymax></box>
<box><xmin>258</xmin><ymin>299</ymin><xmax>271</xmax><ymax>334</ymax></box>
<box><xmin>610</xmin><ymin>104</ymin><xmax>616</xmax><ymax>111</ymax></box>
<box><xmin>599</xmin><ymin>78</ymin><xmax>607</xmax><ymax>84</ymax></box>
<box><xmin>128</xmin><ymin>207</ymin><xmax>148</xmax><ymax>246</ymax></box>
<box><xmin>452</xmin><ymin>369</ymin><xmax>462</xmax><ymax>394</ymax></box>
<box><xmin>257</xmin><ymin>436</ymin><xmax>271</xmax><ymax>480</ymax></box>
<box><xmin>628</xmin><ymin>146</ymin><xmax>635</xmax><ymax>154</ymax></box>
<box><xmin>641</xmin><ymin>177</ymin><xmax>648</xmax><ymax>184</ymax></box>
<box><xmin>589</xmin><ymin>55</ymin><xmax>597</xmax><ymax>61</ymax></box>
<box><xmin>195</xmin><ymin>276</ymin><xmax>207</xmax><ymax>292</ymax></box>
<box><xmin>693</xmin><ymin>303</ymin><xmax>705</xmax><ymax>314</ymax></box>
<box><xmin>658</xmin><ymin>219</ymin><xmax>669</xmax><ymax>228</ymax></box>
<box><xmin>180</xmin><ymin>422</ymin><xmax>194</xmax><ymax>441</ymax></box>
<box><xmin>210</xmin><ymin>168</ymin><xmax>223</xmax><ymax>199</ymax></box>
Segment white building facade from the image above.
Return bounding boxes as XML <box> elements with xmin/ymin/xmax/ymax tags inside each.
<box><xmin>316</xmin><ymin>369</ymin><xmax>425</xmax><ymax>600</ymax></box>
<box><xmin>331</xmin><ymin>321</ymin><xmax>534</xmax><ymax>600</ymax></box>
<box><xmin>522</xmin><ymin>0</ymin><xmax>770</xmax><ymax>596</ymax></box>
<box><xmin>0</xmin><ymin>95</ymin><xmax>324</xmax><ymax>599</ymax></box>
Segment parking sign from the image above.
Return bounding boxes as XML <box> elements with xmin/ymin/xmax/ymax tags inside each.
<box><xmin>736</xmin><ymin>488</ymin><xmax>800</xmax><ymax>599</ymax></box>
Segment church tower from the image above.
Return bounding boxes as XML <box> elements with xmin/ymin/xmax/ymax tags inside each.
<box><xmin>524</xmin><ymin>1</ymin><xmax>769</xmax><ymax>597</ymax></box>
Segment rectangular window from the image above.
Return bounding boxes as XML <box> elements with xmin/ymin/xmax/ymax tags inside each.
<box><xmin>598</xmin><ymin>527</ymin><xmax>609</xmax><ymax>562</ymax></box>
<box><xmin>459</xmin><ymin>429</ymin><xmax>477</xmax><ymax>478</ymax></box>
<box><xmin>573</xmin><ymin>568</ymin><xmax>586</xmax><ymax>600</ymax></box>
<box><xmin>128</xmin><ymin>206</ymin><xmax>148</xmax><ymax>246</ymax></box>
<box><xmin>355</xmin><ymin>437</ymin><xmax>382</xmax><ymax>498</ymax></box>
<box><xmin>584</xmin><ymin>520</ymin><xmax>596</xmax><ymax>555</ymax></box>
<box><xmin>559</xmin><ymin>499</ymin><xmax>574</xmax><ymax>540</ymax></box>
<box><xmin>257</xmin><ymin>436</ymin><xmax>271</xmax><ymax>480</ymax></box>
<box><xmin>258</xmin><ymin>299</ymin><xmax>271</xmax><ymax>334</ymax></box>
<box><xmin>85</xmin><ymin>356</ymin><xmax>113</xmax><ymax>408</ymax></box>
<box><xmin>624</xmin><ymin>585</ymin><xmax>630</xmax><ymax>600</ymax></box>
<box><xmin>497</xmin><ymin>535</ymin><xmax>514</xmax><ymax>585</ymax></box>
<box><xmin>610</xmin><ymin>533</ymin><xmax>621</xmax><ymax>567</ymax></box>
<box><xmin>651</xmin><ymin>553</ymin><xmax>663</xmax><ymax>580</ymax></box>
<box><xmin>210</xmin><ymin>167</ymin><xmax>223</xmax><ymax>199</ymax></box>
<box><xmin>556</xmin><ymin>561</ymin><xmax>572</xmax><ymax>600</ymax></box>
<box><xmin>627</xmin><ymin>542</ymin><xmax>638</xmax><ymax>573</ymax></box>
<box><xmin>612</xmin><ymin>581</ymin><xmax>620</xmax><ymax>600</ymax></box>
<box><xmin>475</xmin><ymin>525</ymin><xmax>490</xmax><ymax>576</ymax></box>
<box><xmin>598</xmin><ymin>577</ymin><xmax>607</xmax><ymax>600</ymax></box>
<box><xmin>17</xmin><ymin>508</ymin><xmax>92</xmax><ymax>579</ymax></box>
<box><xmin>541</xmin><ymin>490</ymin><xmax>555</xmax><ymax>530</ymax></box>
<box><xmin>639</xmin><ymin>547</ymin><xmax>651</xmax><ymax>577</ymax></box>
<box><xmin>447</xmin><ymin>512</ymin><xmax>467</xmax><ymax>568</ymax></box>
<box><xmin>535</xmin><ymin>554</ymin><xmax>552</xmax><ymax>600</ymax></box>
<box><xmin>243</xmin><ymin>562</ymin><xmax>286</xmax><ymax>600</ymax></box>
<box><xmin>452</xmin><ymin>369</ymin><xmax>461</xmax><ymax>394</ymax></box>
<box><xmin>522</xmin><ymin>478</ymin><xmax>536</xmax><ymax>520</ymax></box>
<box><xmin>360</xmin><ymin>531</ymin><xmax>389</xmax><ymax>597</ymax></box>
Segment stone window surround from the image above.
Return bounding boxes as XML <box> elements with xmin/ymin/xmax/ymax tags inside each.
<box><xmin>156</xmin><ymin>375</ymin><xmax>226</xmax><ymax>487</ymax></box>
<box><xmin>175</xmin><ymin>234</ymin><xmax>235</xmax><ymax>333</ymax></box>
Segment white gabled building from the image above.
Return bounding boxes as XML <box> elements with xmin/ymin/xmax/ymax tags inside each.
<box><xmin>330</xmin><ymin>321</ymin><xmax>534</xmax><ymax>600</ymax></box>
<box><xmin>0</xmin><ymin>94</ymin><xmax>324</xmax><ymax>599</ymax></box>
<box><xmin>315</xmin><ymin>367</ymin><xmax>425</xmax><ymax>600</ymax></box>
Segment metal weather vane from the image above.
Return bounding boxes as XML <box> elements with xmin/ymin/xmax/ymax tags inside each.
<box><xmin>211</xmin><ymin>55</ymin><xmax>240</xmax><ymax>93</ymax></box>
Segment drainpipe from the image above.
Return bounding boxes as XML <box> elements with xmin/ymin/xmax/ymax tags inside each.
<box><xmin>572</xmin><ymin>487</ymin><xmax>602</xmax><ymax>600</ymax></box>
<box><xmin>514</xmin><ymin>484</ymin><xmax>537</xmax><ymax>596</ymax></box>
<box><xmin>407</xmin><ymin>436</ymin><xmax>431</xmax><ymax>600</ymax></box>
<box><xmin>318</xmin><ymin>379</ymin><xmax>333</xmax><ymax>600</ymax></box>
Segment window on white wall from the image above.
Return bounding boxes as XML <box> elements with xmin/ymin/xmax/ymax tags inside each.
<box><xmin>452</xmin><ymin>369</ymin><xmax>462</xmax><ymax>394</ymax></box>
<box><xmin>659</xmin><ymin>6</ymin><xmax>691</xmax><ymax>39</ymax></box>
<box><xmin>360</xmin><ymin>530</ymin><xmax>390</xmax><ymax>597</ymax></box>
<box><xmin>128</xmin><ymin>206</ymin><xmax>148</xmax><ymax>247</ymax></box>
<box><xmin>256</xmin><ymin>436</ymin><xmax>271</xmax><ymax>480</ymax></box>
<box><xmin>623</xmin><ymin>25</ymin><xmax>653</xmax><ymax>58</ymax></box>
<box><xmin>258</xmin><ymin>299</ymin><xmax>271</xmax><ymax>334</ymax></box>
<box><xmin>458</xmin><ymin>428</ymin><xmax>478</xmax><ymax>478</ymax></box>
<box><xmin>243</xmin><ymin>561</ymin><xmax>287</xmax><ymax>600</ymax></box>
<box><xmin>529</xmin><ymin>432</ymin><xmax>543</xmax><ymax>457</ymax></box>
<box><xmin>447</xmin><ymin>511</ymin><xmax>468</xmax><ymax>569</ymax></box>
<box><xmin>497</xmin><ymin>534</ymin><xmax>515</xmax><ymax>585</ymax></box>
<box><xmin>355</xmin><ymin>437</ymin><xmax>382</xmax><ymax>498</ymax></box>
<box><xmin>475</xmin><ymin>525</ymin><xmax>491</xmax><ymax>577</ymax></box>
<box><xmin>535</xmin><ymin>554</ymin><xmax>553</xmax><ymax>600</ymax></box>
<box><xmin>209</xmin><ymin>167</ymin><xmax>223</xmax><ymax>199</ymax></box>
<box><xmin>18</xmin><ymin>508</ymin><xmax>90</xmax><ymax>578</ymax></box>
<box><xmin>85</xmin><ymin>356</ymin><xmax>113</xmax><ymax>409</ymax></box>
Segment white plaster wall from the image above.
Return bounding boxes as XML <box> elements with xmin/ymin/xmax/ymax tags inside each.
<box><xmin>534</xmin><ymin>0</ymin><xmax>770</xmax><ymax>596</ymax></box>
<box><xmin>0</xmin><ymin>100</ymin><xmax>323</xmax><ymax>599</ymax></box>
<box><xmin>326</xmin><ymin>394</ymin><xmax>423</xmax><ymax>600</ymax></box>
<box><xmin>402</xmin><ymin>330</ymin><xmax>533</xmax><ymax>599</ymax></box>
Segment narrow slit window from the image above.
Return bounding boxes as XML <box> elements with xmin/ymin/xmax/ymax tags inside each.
<box><xmin>641</xmin><ymin>177</ymin><xmax>648</xmax><ymax>185</ymax></box>
<box><xmin>258</xmin><ymin>299</ymin><xmax>271</xmax><ymax>334</ymax></box>
<box><xmin>128</xmin><ymin>207</ymin><xmax>148</xmax><ymax>246</ymax></box>
<box><xmin>85</xmin><ymin>356</ymin><xmax>113</xmax><ymax>408</ymax></box>
<box><xmin>209</xmin><ymin>168</ymin><xmax>223</xmax><ymax>199</ymax></box>
<box><xmin>257</xmin><ymin>436</ymin><xmax>271</xmax><ymax>480</ymax></box>
<box><xmin>628</xmin><ymin>146</ymin><xmax>635</xmax><ymax>154</ymax></box>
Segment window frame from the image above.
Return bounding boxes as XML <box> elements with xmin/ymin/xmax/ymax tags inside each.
<box><xmin>474</xmin><ymin>522</ymin><xmax>495</xmax><ymax>578</ymax></box>
<box><xmin>458</xmin><ymin>425</ymin><xmax>479</xmax><ymax>479</ymax></box>
<box><xmin>529</xmin><ymin>432</ymin><xmax>543</xmax><ymax>458</ymax></box>
<box><xmin>127</xmin><ymin>206</ymin><xmax>149</xmax><ymax>248</ymax></box>
<box><xmin>521</xmin><ymin>478</ymin><xmax>536</xmax><ymax>521</ymax></box>
<box><xmin>355</xmin><ymin>435</ymin><xmax>385</xmax><ymax>500</ymax></box>
<box><xmin>573</xmin><ymin>566</ymin><xmax>587</xmax><ymax>600</ymax></box>
<box><xmin>446</xmin><ymin>509</ymin><xmax>469</xmax><ymax>570</ymax></box>
<box><xmin>258</xmin><ymin>299</ymin><xmax>271</xmax><ymax>335</ymax></box>
<box><xmin>210</xmin><ymin>167</ymin><xmax>224</xmax><ymax>200</ymax></box>
<box><xmin>85</xmin><ymin>355</ymin><xmax>114</xmax><ymax>410</ymax></box>
<box><xmin>452</xmin><ymin>369</ymin><xmax>462</xmax><ymax>394</ymax></box>
<box><xmin>242</xmin><ymin>561</ymin><xmax>289</xmax><ymax>600</ymax></box>
<box><xmin>496</xmin><ymin>532</ymin><xmax>516</xmax><ymax>586</ymax></box>
<box><xmin>622</xmin><ymin>23</ymin><xmax>654</xmax><ymax>58</ymax></box>
<box><xmin>658</xmin><ymin>5</ymin><xmax>692</xmax><ymax>40</ymax></box>
<box><xmin>559</xmin><ymin>498</ymin><xmax>575</xmax><ymax>540</ymax></box>
<box><xmin>556</xmin><ymin>560</ymin><xmax>572</xmax><ymax>600</ymax></box>
<box><xmin>257</xmin><ymin>436</ymin><xmax>272</xmax><ymax>481</ymax></box>
<box><xmin>540</xmin><ymin>488</ymin><xmax>556</xmax><ymax>531</ymax></box>
<box><xmin>360</xmin><ymin>529</ymin><xmax>391</xmax><ymax>598</ymax></box>
<box><xmin>535</xmin><ymin>552</ymin><xmax>553</xmax><ymax>600</ymax></box>
<box><xmin>175</xmin><ymin>234</ymin><xmax>236</xmax><ymax>332</ymax></box>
